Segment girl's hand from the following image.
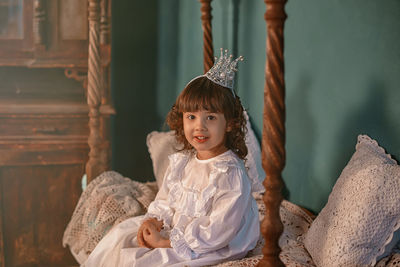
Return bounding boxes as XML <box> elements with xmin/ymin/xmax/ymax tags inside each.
<box><xmin>137</xmin><ymin>218</ymin><xmax>163</xmax><ymax>248</ymax></box>
<box><xmin>143</xmin><ymin>227</ymin><xmax>171</xmax><ymax>248</ymax></box>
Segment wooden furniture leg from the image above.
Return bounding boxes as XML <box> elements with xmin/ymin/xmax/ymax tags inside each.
<box><xmin>86</xmin><ymin>0</ymin><xmax>106</xmax><ymax>182</ymax></box>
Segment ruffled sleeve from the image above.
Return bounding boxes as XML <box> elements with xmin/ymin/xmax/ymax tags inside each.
<box><xmin>144</xmin><ymin>164</ymin><xmax>174</xmax><ymax>228</ymax></box>
<box><xmin>170</xmin><ymin>163</ymin><xmax>252</xmax><ymax>258</ymax></box>
<box><xmin>144</xmin><ymin>152</ymin><xmax>188</xmax><ymax>229</ymax></box>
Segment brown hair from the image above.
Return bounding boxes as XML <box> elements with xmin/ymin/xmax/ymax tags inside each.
<box><xmin>166</xmin><ymin>76</ymin><xmax>247</xmax><ymax>159</ymax></box>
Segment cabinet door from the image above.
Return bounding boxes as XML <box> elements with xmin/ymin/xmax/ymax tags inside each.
<box><xmin>0</xmin><ymin>0</ymin><xmax>89</xmax><ymax>67</ymax></box>
<box><xmin>0</xmin><ymin>145</ymin><xmax>87</xmax><ymax>267</ymax></box>
<box><xmin>34</xmin><ymin>0</ymin><xmax>89</xmax><ymax>67</ymax></box>
<box><xmin>0</xmin><ymin>0</ymin><xmax>34</xmax><ymax>64</ymax></box>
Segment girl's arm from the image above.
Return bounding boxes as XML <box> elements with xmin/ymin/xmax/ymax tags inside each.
<box><xmin>144</xmin><ymin>164</ymin><xmax>175</xmax><ymax>228</ymax></box>
<box><xmin>170</xmin><ymin>166</ymin><xmax>255</xmax><ymax>259</ymax></box>
<box><xmin>139</xmin><ymin>164</ymin><xmax>174</xmax><ymax>247</ymax></box>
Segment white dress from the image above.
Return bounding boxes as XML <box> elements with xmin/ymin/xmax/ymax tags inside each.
<box><xmin>82</xmin><ymin>150</ymin><xmax>260</xmax><ymax>267</ymax></box>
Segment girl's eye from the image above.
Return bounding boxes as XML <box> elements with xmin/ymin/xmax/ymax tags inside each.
<box><xmin>186</xmin><ymin>114</ymin><xmax>195</xmax><ymax>120</ymax></box>
<box><xmin>207</xmin><ymin>115</ymin><xmax>216</xmax><ymax>120</ymax></box>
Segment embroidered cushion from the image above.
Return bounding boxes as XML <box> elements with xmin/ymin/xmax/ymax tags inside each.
<box><xmin>146</xmin><ymin>110</ymin><xmax>265</xmax><ymax>192</ymax></box>
<box><xmin>304</xmin><ymin>135</ymin><xmax>400</xmax><ymax>267</ymax></box>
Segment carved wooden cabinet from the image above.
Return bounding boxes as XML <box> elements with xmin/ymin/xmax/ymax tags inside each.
<box><xmin>0</xmin><ymin>0</ymin><xmax>89</xmax><ymax>67</ymax></box>
<box><xmin>0</xmin><ymin>0</ymin><xmax>113</xmax><ymax>266</ymax></box>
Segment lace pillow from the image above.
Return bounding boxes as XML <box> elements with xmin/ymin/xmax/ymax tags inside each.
<box><xmin>304</xmin><ymin>135</ymin><xmax>400</xmax><ymax>267</ymax></box>
<box><xmin>146</xmin><ymin>110</ymin><xmax>265</xmax><ymax>192</ymax></box>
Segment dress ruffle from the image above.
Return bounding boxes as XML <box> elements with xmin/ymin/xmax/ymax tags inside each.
<box><xmin>166</xmin><ymin>152</ymin><xmax>240</xmax><ymax>218</ymax></box>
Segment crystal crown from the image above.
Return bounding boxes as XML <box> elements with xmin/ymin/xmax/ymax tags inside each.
<box><xmin>205</xmin><ymin>48</ymin><xmax>243</xmax><ymax>93</ymax></box>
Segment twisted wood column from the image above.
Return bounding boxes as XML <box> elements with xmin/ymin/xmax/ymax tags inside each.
<box><xmin>257</xmin><ymin>0</ymin><xmax>287</xmax><ymax>266</ymax></box>
<box><xmin>86</xmin><ymin>0</ymin><xmax>105</xmax><ymax>182</ymax></box>
<box><xmin>100</xmin><ymin>0</ymin><xmax>111</xmax><ymax>45</ymax></box>
<box><xmin>99</xmin><ymin>0</ymin><xmax>112</xmax><ymax>170</ymax></box>
<box><xmin>199</xmin><ymin>0</ymin><xmax>214</xmax><ymax>73</ymax></box>
<box><xmin>33</xmin><ymin>0</ymin><xmax>46</xmax><ymax>46</ymax></box>
<box><xmin>100</xmin><ymin>0</ymin><xmax>111</xmax><ymax>105</ymax></box>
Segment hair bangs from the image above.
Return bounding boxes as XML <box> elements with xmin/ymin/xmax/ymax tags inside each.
<box><xmin>177</xmin><ymin>77</ymin><xmax>227</xmax><ymax>114</ymax></box>
<box><xmin>178</xmin><ymin>87</ymin><xmax>225</xmax><ymax>113</ymax></box>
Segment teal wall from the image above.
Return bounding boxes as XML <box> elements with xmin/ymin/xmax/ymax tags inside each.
<box><xmin>111</xmin><ymin>0</ymin><xmax>400</xmax><ymax>213</ymax></box>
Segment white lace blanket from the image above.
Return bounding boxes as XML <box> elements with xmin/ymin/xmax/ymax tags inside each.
<box><xmin>62</xmin><ymin>171</ymin><xmax>400</xmax><ymax>266</ymax></box>
<box><xmin>62</xmin><ymin>171</ymin><xmax>158</xmax><ymax>263</ymax></box>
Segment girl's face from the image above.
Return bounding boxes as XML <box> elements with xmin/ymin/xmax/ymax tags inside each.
<box><xmin>183</xmin><ymin>110</ymin><xmax>230</xmax><ymax>160</ymax></box>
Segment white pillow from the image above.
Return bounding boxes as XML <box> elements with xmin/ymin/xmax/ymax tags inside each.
<box><xmin>304</xmin><ymin>135</ymin><xmax>400</xmax><ymax>267</ymax></box>
<box><xmin>243</xmin><ymin>110</ymin><xmax>265</xmax><ymax>193</ymax></box>
<box><xmin>146</xmin><ymin>110</ymin><xmax>265</xmax><ymax>192</ymax></box>
<box><xmin>146</xmin><ymin>131</ymin><xmax>182</xmax><ymax>189</ymax></box>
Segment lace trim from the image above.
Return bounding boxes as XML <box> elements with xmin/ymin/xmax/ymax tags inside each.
<box><xmin>357</xmin><ymin>135</ymin><xmax>397</xmax><ymax>164</ymax></box>
<box><xmin>170</xmin><ymin>227</ymin><xmax>197</xmax><ymax>260</ymax></box>
<box><xmin>374</xmin><ymin>220</ymin><xmax>400</xmax><ymax>266</ymax></box>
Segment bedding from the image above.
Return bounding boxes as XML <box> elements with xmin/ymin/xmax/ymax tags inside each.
<box><xmin>210</xmin><ymin>196</ymin><xmax>316</xmax><ymax>267</ymax></box>
<box><xmin>63</xmin><ymin>161</ymin><xmax>400</xmax><ymax>267</ymax></box>
<box><xmin>211</xmin><ymin>190</ymin><xmax>400</xmax><ymax>267</ymax></box>
<box><xmin>63</xmin><ymin>170</ymin><xmax>315</xmax><ymax>266</ymax></box>
<box><xmin>62</xmin><ymin>171</ymin><xmax>158</xmax><ymax>264</ymax></box>
<box><xmin>304</xmin><ymin>135</ymin><xmax>400</xmax><ymax>267</ymax></box>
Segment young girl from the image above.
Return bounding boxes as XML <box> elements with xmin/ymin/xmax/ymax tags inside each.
<box><xmin>82</xmin><ymin>49</ymin><xmax>260</xmax><ymax>267</ymax></box>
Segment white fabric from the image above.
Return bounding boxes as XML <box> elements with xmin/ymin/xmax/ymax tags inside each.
<box><xmin>62</xmin><ymin>171</ymin><xmax>158</xmax><ymax>263</ymax></box>
<box><xmin>212</xmin><ymin>198</ymin><xmax>316</xmax><ymax>267</ymax></box>
<box><xmin>82</xmin><ymin>150</ymin><xmax>260</xmax><ymax>267</ymax></box>
<box><xmin>304</xmin><ymin>135</ymin><xmax>400</xmax><ymax>267</ymax></box>
<box><xmin>146</xmin><ymin>110</ymin><xmax>265</xmax><ymax>193</ymax></box>
<box><xmin>242</xmin><ymin>110</ymin><xmax>265</xmax><ymax>193</ymax></box>
<box><xmin>146</xmin><ymin>131</ymin><xmax>182</xmax><ymax>189</ymax></box>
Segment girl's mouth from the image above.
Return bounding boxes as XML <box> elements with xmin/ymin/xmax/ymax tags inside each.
<box><xmin>194</xmin><ymin>136</ymin><xmax>209</xmax><ymax>143</ymax></box>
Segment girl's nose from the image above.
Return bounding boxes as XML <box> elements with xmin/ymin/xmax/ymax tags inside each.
<box><xmin>195</xmin><ymin>118</ymin><xmax>207</xmax><ymax>131</ymax></box>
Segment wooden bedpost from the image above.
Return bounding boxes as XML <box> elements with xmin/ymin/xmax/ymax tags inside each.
<box><xmin>199</xmin><ymin>0</ymin><xmax>214</xmax><ymax>73</ymax></box>
<box><xmin>86</xmin><ymin>0</ymin><xmax>106</xmax><ymax>182</ymax></box>
<box><xmin>257</xmin><ymin>0</ymin><xmax>287</xmax><ymax>266</ymax></box>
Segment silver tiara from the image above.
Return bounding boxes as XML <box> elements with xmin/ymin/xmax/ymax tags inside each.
<box><xmin>205</xmin><ymin>48</ymin><xmax>243</xmax><ymax>93</ymax></box>
<box><xmin>187</xmin><ymin>48</ymin><xmax>243</xmax><ymax>95</ymax></box>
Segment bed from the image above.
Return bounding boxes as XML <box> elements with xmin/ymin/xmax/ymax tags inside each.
<box><xmin>64</xmin><ymin>0</ymin><xmax>400</xmax><ymax>266</ymax></box>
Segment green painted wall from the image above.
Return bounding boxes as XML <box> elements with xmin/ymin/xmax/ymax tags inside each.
<box><xmin>111</xmin><ymin>0</ymin><xmax>400</xmax><ymax>213</ymax></box>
